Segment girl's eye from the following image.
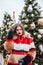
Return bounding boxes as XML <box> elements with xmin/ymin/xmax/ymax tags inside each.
<box><xmin>16</xmin><ymin>29</ymin><xmax>22</xmax><ymax>31</ymax></box>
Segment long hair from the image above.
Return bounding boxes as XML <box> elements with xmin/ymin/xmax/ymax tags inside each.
<box><xmin>13</xmin><ymin>23</ymin><xmax>25</xmax><ymax>35</ymax></box>
<box><xmin>7</xmin><ymin>23</ymin><xmax>25</xmax><ymax>39</ymax></box>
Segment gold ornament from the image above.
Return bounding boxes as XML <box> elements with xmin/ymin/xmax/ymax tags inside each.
<box><xmin>37</xmin><ymin>19</ymin><xmax>43</xmax><ymax>26</ymax></box>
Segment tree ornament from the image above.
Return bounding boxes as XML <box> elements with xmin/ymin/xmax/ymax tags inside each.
<box><xmin>22</xmin><ymin>13</ymin><xmax>26</xmax><ymax>18</ymax></box>
<box><xmin>27</xmin><ymin>5</ymin><xmax>32</xmax><ymax>12</ymax></box>
<box><xmin>24</xmin><ymin>24</ymin><xmax>27</xmax><ymax>28</ymax></box>
<box><xmin>32</xmin><ymin>3</ymin><xmax>34</xmax><ymax>6</ymax></box>
<box><xmin>7</xmin><ymin>21</ymin><xmax>11</xmax><ymax>25</ymax></box>
<box><xmin>38</xmin><ymin>29</ymin><xmax>43</xmax><ymax>34</ymax></box>
<box><xmin>37</xmin><ymin>34</ymin><xmax>42</xmax><ymax>39</ymax></box>
<box><xmin>39</xmin><ymin>44</ymin><xmax>43</xmax><ymax>52</ymax></box>
<box><xmin>31</xmin><ymin>14</ymin><xmax>34</xmax><ymax>17</ymax></box>
<box><xmin>34</xmin><ymin>63</ymin><xmax>38</xmax><ymax>65</ymax></box>
<box><xmin>33</xmin><ymin>32</ymin><xmax>37</xmax><ymax>35</ymax></box>
<box><xmin>30</xmin><ymin>22</ymin><xmax>35</xmax><ymax>29</ymax></box>
<box><xmin>3</xmin><ymin>36</ymin><xmax>5</xmax><ymax>39</ymax></box>
<box><xmin>1</xmin><ymin>27</ymin><xmax>3</xmax><ymax>31</ymax></box>
<box><xmin>6</xmin><ymin>29</ymin><xmax>9</xmax><ymax>32</ymax></box>
<box><xmin>37</xmin><ymin>19</ymin><xmax>43</xmax><ymax>26</ymax></box>
<box><xmin>25</xmin><ymin>19</ymin><xmax>29</xmax><ymax>23</ymax></box>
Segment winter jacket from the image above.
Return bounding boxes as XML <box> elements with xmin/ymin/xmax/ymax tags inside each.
<box><xmin>4</xmin><ymin>35</ymin><xmax>36</xmax><ymax>65</ymax></box>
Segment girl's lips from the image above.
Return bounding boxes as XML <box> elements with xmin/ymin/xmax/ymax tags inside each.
<box><xmin>18</xmin><ymin>32</ymin><xmax>21</xmax><ymax>34</ymax></box>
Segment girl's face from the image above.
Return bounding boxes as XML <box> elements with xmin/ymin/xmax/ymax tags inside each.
<box><xmin>16</xmin><ymin>26</ymin><xmax>23</xmax><ymax>36</ymax></box>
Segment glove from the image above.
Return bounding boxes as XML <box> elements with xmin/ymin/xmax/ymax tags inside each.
<box><xmin>7</xmin><ymin>30</ymin><xmax>14</xmax><ymax>39</ymax></box>
<box><xmin>19</xmin><ymin>56</ymin><xmax>32</xmax><ymax>65</ymax></box>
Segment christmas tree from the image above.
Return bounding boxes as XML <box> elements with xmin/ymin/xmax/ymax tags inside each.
<box><xmin>0</xmin><ymin>12</ymin><xmax>13</xmax><ymax>58</ymax></box>
<box><xmin>19</xmin><ymin>0</ymin><xmax>43</xmax><ymax>65</ymax></box>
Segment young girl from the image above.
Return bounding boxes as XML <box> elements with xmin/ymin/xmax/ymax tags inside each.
<box><xmin>4</xmin><ymin>23</ymin><xmax>36</xmax><ymax>65</ymax></box>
